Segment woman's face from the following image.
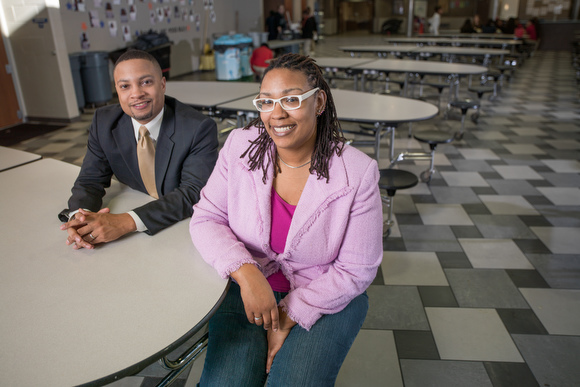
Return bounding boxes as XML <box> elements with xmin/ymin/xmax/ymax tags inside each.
<box><xmin>258</xmin><ymin>68</ymin><xmax>326</xmax><ymax>156</ymax></box>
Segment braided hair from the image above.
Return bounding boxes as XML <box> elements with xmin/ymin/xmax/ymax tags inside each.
<box><xmin>241</xmin><ymin>53</ymin><xmax>346</xmax><ymax>183</ymax></box>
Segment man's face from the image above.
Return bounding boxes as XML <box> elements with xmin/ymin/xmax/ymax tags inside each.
<box><xmin>114</xmin><ymin>58</ymin><xmax>166</xmax><ymax>125</ymax></box>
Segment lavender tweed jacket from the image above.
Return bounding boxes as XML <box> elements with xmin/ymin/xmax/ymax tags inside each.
<box><xmin>189</xmin><ymin>127</ymin><xmax>383</xmax><ymax>330</ymax></box>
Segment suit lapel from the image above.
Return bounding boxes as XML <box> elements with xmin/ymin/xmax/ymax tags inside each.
<box><xmin>112</xmin><ymin>114</ymin><xmax>142</xmax><ymax>187</ymax></box>
<box><xmin>154</xmin><ymin>104</ymin><xmax>176</xmax><ymax>195</ymax></box>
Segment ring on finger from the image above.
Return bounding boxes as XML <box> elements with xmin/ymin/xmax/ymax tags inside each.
<box><xmin>89</xmin><ymin>233</ymin><xmax>96</xmax><ymax>240</ymax></box>
<box><xmin>254</xmin><ymin>316</ymin><xmax>263</xmax><ymax>321</ymax></box>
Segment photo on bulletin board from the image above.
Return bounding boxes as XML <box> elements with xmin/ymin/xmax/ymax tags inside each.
<box><xmin>130</xmin><ymin>5</ymin><xmax>137</xmax><ymax>21</ymax></box>
<box><xmin>89</xmin><ymin>10</ymin><xmax>100</xmax><ymax>27</ymax></box>
<box><xmin>150</xmin><ymin>10</ymin><xmax>156</xmax><ymax>24</ymax></box>
<box><xmin>108</xmin><ymin>20</ymin><xmax>117</xmax><ymax>36</ymax></box>
<box><xmin>80</xmin><ymin>32</ymin><xmax>90</xmax><ymax>49</ymax></box>
<box><xmin>105</xmin><ymin>2</ymin><xmax>114</xmax><ymax>18</ymax></box>
<box><xmin>123</xmin><ymin>25</ymin><xmax>132</xmax><ymax>42</ymax></box>
<box><xmin>120</xmin><ymin>8</ymin><xmax>129</xmax><ymax>23</ymax></box>
<box><xmin>415</xmin><ymin>0</ymin><xmax>428</xmax><ymax>17</ymax></box>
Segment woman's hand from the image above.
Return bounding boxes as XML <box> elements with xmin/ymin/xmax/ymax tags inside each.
<box><xmin>266</xmin><ymin>308</ymin><xmax>296</xmax><ymax>373</ymax></box>
<box><xmin>231</xmin><ymin>264</ymin><xmax>279</xmax><ymax>331</ymax></box>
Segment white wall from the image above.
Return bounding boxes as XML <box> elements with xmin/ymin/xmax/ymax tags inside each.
<box><xmin>59</xmin><ymin>0</ymin><xmax>262</xmax><ymax>76</ymax></box>
<box><xmin>1</xmin><ymin>0</ymin><xmax>262</xmax><ymax>121</ymax></box>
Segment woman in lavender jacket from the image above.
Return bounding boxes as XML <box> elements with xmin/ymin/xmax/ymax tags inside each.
<box><xmin>190</xmin><ymin>54</ymin><xmax>383</xmax><ymax>386</ymax></box>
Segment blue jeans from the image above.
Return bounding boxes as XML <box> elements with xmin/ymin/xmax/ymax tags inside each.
<box><xmin>199</xmin><ymin>282</ymin><xmax>368</xmax><ymax>387</ymax></box>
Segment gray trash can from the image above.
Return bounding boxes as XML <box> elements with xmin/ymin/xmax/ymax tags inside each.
<box><xmin>69</xmin><ymin>53</ymin><xmax>85</xmax><ymax>110</ymax></box>
<box><xmin>81</xmin><ymin>51</ymin><xmax>112</xmax><ymax>105</ymax></box>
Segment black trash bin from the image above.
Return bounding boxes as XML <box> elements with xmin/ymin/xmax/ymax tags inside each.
<box><xmin>69</xmin><ymin>53</ymin><xmax>86</xmax><ymax>110</ymax></box>
<box><xmin>81</xmin><ymin>51</ymin><xmax>112</xmax><ymax>106</ymax></box>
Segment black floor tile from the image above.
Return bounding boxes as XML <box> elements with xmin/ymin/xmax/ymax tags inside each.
<box><xmin>436</xmin><ymin>252</ymin><xmax>473</xmax><ymax>269</ymax></box>
<box><xmin>471</xmin><ymin>187</ymin><xmax>497</xmax><ymax>195</ymax></box>
<box><xmin>524</xmin><ymin>195</ymin><xmax>554</xmax><ymax>206</ymax></box>
<box><xmin>410</xmin><ymin>194</ymin><xmax>437</xmax><ymax>203</ymax></box>
<box><xmin>496</xmin><ymin>309</ymin><xmax>549</xmax><ymax>335</ymax></box>
<box><xmin>394</xmin><ymin>330</ymin><xmax>440</xmax><ymax>360</ymax></box>
<box><xmin>480</xmin><ymin>171</ymin><xmax>504</xmax><ymax>180</ymax></box>
<box><xmin>418</xmin><ymin>286</ymin><xmax>458</xmax><ymax>307</ymax></box>
<box><xmin>517</xmin><ymin>215</ymin><xmax>552</xmax><ymax>227</ymax></box>
<box><xmin>384</xmin><ymin>237</ymin><xmax>406</xmax><ymax>251</ymax></box>
<box><xmin>505</xmin><ymin>269</ymin><xmax>551</xmax><ymax>288</ymax></box>
<box><xmin>462</xmin><ymin>203</ymin><xmax>492</xmax><ymax>215</ymax></box>
<box><xmin>484</xmin><ymin>362</ymin><xmax>540</xmax><ymax>387</ymax></box>
<box><xmin>395</xmin><ymin>214</ymin><xmax>423</xmax><ymax>225</ymax></box>
<box><xmin>451</xmin><ymin>225</ymin><xmax>484</xmax><ymax>239</ymax></box>
<box><xmin>513</xmin><ymin>239</ymin><xmax>552</xmax><ymax>254</ymax></box>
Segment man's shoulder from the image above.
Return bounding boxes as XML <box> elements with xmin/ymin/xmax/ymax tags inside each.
<box><xmin>165</xmin><ymin>95</ymin><xmax>207</xmax><ymax>122</ymax></box>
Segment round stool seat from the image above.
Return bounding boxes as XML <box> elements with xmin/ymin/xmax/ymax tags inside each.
<box><xmin>379</xmin><ymin>169</ymin><xmax>419</xmax><ymax>196</ymax></box>
<box><xmin>468</xmin><ymin>85</ymin><xmax>495</xmax><ymax>95</ymax></box>
<box><xmin>449</xmin><ymin>99</ymin><xmax>479</xmax><ymax>111</ymax></box>
<box><xmin>413</xmin><ymin>130</ymin><xmax>455</xmax><ymax>146</ymax></box>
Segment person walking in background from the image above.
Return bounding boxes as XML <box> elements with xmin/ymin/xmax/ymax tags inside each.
<box><xmin>428</xmin><ymin>6</ymin><xmax>443</xmax><ymax>35</ymax></box>
<box><xmin>301</xmin><ymin>7</ymin><xmax>318</xmax><ymax>56</ymax></box>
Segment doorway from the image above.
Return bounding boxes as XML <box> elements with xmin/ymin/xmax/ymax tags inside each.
<box><xmin>0</xmin><ymin>26</ymin><xmax>21</xmax><ymax>129</ymax></box>
<box><xmin>337</xmin><ymin>1</ymin><xmax>374</xmax><ymax>34</ymax></box>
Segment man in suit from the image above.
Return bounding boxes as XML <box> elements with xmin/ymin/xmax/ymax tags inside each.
<box><xmin>59</xmin><ymin>49</ymin><xmax>218</xmax><ymax>249</ymax></box>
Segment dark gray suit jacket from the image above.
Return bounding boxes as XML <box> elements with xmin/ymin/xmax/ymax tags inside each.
<box><xmin>59</xmin><ymin>96</ymin><xmax>218</xmax><ymax>235</ymax></box>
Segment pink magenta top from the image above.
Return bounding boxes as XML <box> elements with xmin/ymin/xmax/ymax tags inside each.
<box><xmin>267</xmin><ymin>187</ymin><xmax>294</xmax><ymax>292</ymax></box>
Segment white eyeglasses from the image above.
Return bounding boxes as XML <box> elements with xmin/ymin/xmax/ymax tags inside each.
<box><xmin>252</xmin><ymin>88</ymin><xmax>320</xmax><ymax>112</ymax></box>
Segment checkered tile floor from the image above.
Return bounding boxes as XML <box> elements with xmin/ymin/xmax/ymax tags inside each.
<box><xmin>8</xmin><ymin>33</ymin><xmax>580</xmax><ymax>387</ymax></box>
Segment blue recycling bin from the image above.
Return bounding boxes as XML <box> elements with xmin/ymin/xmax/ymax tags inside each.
<box><xmin>69</xmin><ymin>53</ymin><xmax>86</xmax><ymax>110</ymax></box>
<box><xmin>234</xmin><ymin>34</ymin><xmax>254</xmax><ymax>78</ymax></box>
<box><xmin>81</xmin><ymin>51</ymin><xmax>112</xmax><ymax>105</ymax></box>
<box><xmin>213</xmin><ymin>35</ymin><xmax>241</xmax><ymax>81</ymax></box>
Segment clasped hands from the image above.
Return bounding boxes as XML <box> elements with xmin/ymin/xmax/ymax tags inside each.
<box><xmin>233</xmin><ymin>264</ymin><xmax>297</xmax><ymax>374</ymax></box>
<box><xmin>60</xmin><ymin>208</ymin><xmax>137</xmax><ymax>249</ymax></box>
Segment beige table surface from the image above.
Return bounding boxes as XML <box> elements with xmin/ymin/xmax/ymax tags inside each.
<box><xmin>0</xmin><ymin>158</ymin><xmax>228</xmax><ymax>386</ymax></box>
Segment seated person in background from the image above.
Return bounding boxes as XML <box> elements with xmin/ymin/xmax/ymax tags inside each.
<box><xmin>472</xmin><ymin>14</ymin><xmax>482</xmax><ymax>33</ymax></box>
<box><xmin>250</xmin><ymin>43</ymin><xmax>274</xmax><ymax>80</ymax></box>
<box><xmin>460</xmin><ymin>18</ymin><xmax>476</xmax><ymax>33</ymax></box>
<box><xmin>514</xmin><ymin>21</ymin><xmax>526</xmax><ymax>38</ymax></box>
<box><xmin>481</xmin><ymin>19</ymin><xmax>497</xmax><ymax>34</ymax></box>
<box><xmin>526</xmin><ymin>18</ymin><xmax>538</xmax><ymax>40</ymax></box>
<box><xmin>59</xmin><ymin>49</ymin><xmax>218</xmax><ymax>249</ymax></box>
<box><xmin>190</xmin><ymin>53</ymin><xmax>383</xmax><ymax>385</ymax></box>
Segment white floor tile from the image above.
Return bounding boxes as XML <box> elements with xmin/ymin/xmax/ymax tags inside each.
<box><xmin>531</xmin><ymin>227</ymin><xmax>580</xmax><ymax>254</ymax></box>
<box><xmin>536</xmin><ymin>187</ymin><xmax>580</xmax><ymax>206</ymax></box>
<box><xmin>426</xmin><ymin>308</ymin><xmax>524</xmax><ymax>362</ymax></box>
<box><xmin>479</xmin><ymin>195</ymin><xmax>539</xmax><ymax>215</ymax></box>
<box><xmin>492</xmin><ymin>165</ymin><xmax>544</xmax><ymax>180</ymax></box>
<box><xmin>381</xmin><ymin>251</ymin><xmax>448</xmax><ymax>286</ymax></box>
<box><xmin>459</xmin><ymin>238</ymin><xmax>533</xmax><ymax>269</ymax></box>
<box><xmin>520</xmin><ymin>289</ymin><xmax>580</xmax><ymax>336</ymax></box>
<box><xmin>336</xmin><ymin>330</ymin><xmax>403</xmax><ymax>387</ymax></box>
<box><xmin>416</xmin><ymin>203</ymin><xmax>473</xmax><ymax>225</ymax></box>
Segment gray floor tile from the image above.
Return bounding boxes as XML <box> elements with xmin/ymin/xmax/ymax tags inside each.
<box><xmin>399</xmin><ymin>225</ymin><xmax>462</xmax><ymax>252</ymax></box>
<box><xmin>445</xmin><ymin>269</ymin><xmax>529</xmax><ymax>308</ymax></box>
<box><xmin>483</xmin><ymin>362</ymin><xmax>540</xmax><ymax>387</ymax></box>
<box><xmin>363</xmin><ymin>285</ymin><xmax>429</xmax><ymax>331</ymax></box>
<box><xmin>470</xmin><ymin>214</ymin><xmax>537</xmax><ymax>239</ymax></box>
<box><xmin>401</xmin><ymin>359</ymin><xmax>492</xmax><ymax>387</ymax></box>
<box><xmin>512</xmin><ymin>334</ymin><xmax>580</xmax><ymax>387</ymax></box>
<box><xmin>526</xmin><ymin>253</ymin><xmax>580</xmax><ymax>289</ymax></box>
<box><xmin>519</xmin><ymin>288</ymin><xmax>580</xmax><ymax>336</ymax></box>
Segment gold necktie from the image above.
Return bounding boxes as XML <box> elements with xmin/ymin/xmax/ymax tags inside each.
<box><xmin>137</xmin><ymin>125</ymin><xmax>158</xmax><ymax>199</ymax></box>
